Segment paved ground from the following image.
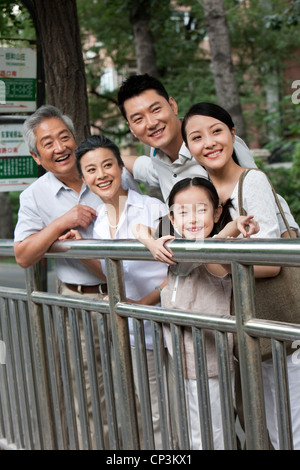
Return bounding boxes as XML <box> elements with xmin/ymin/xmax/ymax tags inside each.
<box><xmin>0</xmin><ymin>261</ymin><xmax>56</xmax><ymax>292</ymax></box>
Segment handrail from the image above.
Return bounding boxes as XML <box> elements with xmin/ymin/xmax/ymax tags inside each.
<box><xmin>1</xmin><ymin>237</ymin><xmax>300</xmax><ymax>450</ymax></box>
<box><xmin>2</xmin><ymin>237</ymin><xmax>300</xmax><ymax>265</ymax></box>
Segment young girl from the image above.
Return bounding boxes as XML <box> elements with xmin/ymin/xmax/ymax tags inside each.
<box><xmin>135</xmin><ymin>176</ymin><xmax>259</xmax><ymax>450</ymax></box>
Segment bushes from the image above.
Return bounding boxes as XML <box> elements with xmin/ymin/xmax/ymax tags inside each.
<box><xmin>264</xmin><ymin>141</ymin><xmax>300</xmax><ymax>227</ymax></box>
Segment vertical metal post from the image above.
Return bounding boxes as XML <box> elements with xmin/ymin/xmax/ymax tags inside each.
<box><xmin>25</xmin><ymin>265</ymin><xmax>56</xmax><ymax>449</ymax></box>
<box><xmin>193</xmin><ymin>327</ymin><xmax>214</xmax><ymax>450</ymax></box>
<box><xmin>214</xmin><ymin>330</ymin><xmax>237</xmax><ymax>449</ymax></box>
<box><xmin>271</xmin><ymin>339</ymin><xmax>293</xmax><ymax>449</ymax></box>
<box><xmin>231</xmin><ymin>262</ymin><xmax>269</xmax><ymax>450</ymax></box>
<box><xmin>105</xmin><ymin>258</ymin><xmax>140</xmax><ymax>449</ymax></box>
<box><xmin>171</xmin><ymin>324</ymin><xmax>190</xmax><ymax>450</ymax></box>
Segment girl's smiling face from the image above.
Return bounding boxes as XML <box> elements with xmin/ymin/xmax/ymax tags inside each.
<box><xmin>80</xmin><ymin>147</ymin><xmax>124</xmax><ymax>203</ymax></box>
<box><xmin>169</xmin><ymin>185</ymin><xmax>222</xmax><ymax>240</ymax></box>
<box><xmin>184</xmin><ymin>115</ymin><xmax>236</xmax><ymax>171</ymax></box>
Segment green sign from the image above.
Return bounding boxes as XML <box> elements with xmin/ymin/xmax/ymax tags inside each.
<box><xmin>1</xmin><ymin>77</ymin><xmax>36</xmax><ymax>101</ymax></box>
<box><xmin>0</xmin><ymin>156</ymin><xmax>38</xmax><ymax>179</ymax></box>
<box><xmin>0</xmin><ymin>47</ymin><xmax>37</xmax><ymax>113</ymax></box>
<box><xmin>0</xmin><ymin>123</ymin><xmax>38</xmax><ymax>191</ymax></box>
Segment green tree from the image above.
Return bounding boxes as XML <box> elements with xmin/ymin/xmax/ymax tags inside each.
<box><xmin>77</xmin><ymin>0</ymin><xmax>214</xmax><ymax>138</ymax></box>
<box><xmin>226</xmin><ymin>0</ymin><xmax>300</xmax><ymax>148</ymax></box>
<box><xmin>202</xmin><ymin>0</ymin><xmax>246</xmax><ymax>140</ymax></box>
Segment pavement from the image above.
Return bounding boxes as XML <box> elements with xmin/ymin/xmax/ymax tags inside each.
<box><xmin>0</xmin><ymin>261</ymin><xmax>57</xmax><ymax>292</ymax></box>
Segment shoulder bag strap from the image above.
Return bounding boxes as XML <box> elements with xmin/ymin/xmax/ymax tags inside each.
<box><xmin>238</xmin><ymin>168</ymin><xmax>293</xmax><ymax>238</ymax></box>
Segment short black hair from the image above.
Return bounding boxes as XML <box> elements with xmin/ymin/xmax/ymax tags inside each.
<box><xmin>75</xmin><ymin>135</ymin><xmax>124</xmax><ymax>176</ymax></box>
<box><xmin>117</xmin><ymin>73</ymin><xmax>170</xmax><ymax>119</ymax></box>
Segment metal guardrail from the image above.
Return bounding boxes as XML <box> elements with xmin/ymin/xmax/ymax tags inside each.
<box><xmin>1</xmin><ymin>238</ymin><xmax>300</xmax><ymax>450</ymax></box>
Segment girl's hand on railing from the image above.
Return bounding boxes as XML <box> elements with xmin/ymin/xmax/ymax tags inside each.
<box><xmin>146</xmin><ymin>235</ymin><xmax>176</xmax><ymax>265</ymax></box>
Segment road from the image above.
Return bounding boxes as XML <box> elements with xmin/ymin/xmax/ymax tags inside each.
<box><xmin>0</xmin><ymin>262</ymin><xmax>57</xmax><ymax>292</ymax></box>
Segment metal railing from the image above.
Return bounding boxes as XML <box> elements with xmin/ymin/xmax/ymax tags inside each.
<box><xmin>1</xmin><ymin>237</ymin><xmax>300</xmax><ymax>450</ymax></box>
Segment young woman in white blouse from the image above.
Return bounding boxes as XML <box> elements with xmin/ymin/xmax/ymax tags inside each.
<box><xmin>181</xmin><ymin>102</ymin><xmax>300</xmax><ymax>450</ymax></box>
<box><xmin>63</xmin><ymin>134</ymin><xmax>168</xmax><ymax>449</ymax></box>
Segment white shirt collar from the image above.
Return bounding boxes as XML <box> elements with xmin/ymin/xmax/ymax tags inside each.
<box><xmin>151</xmin><ymin>141</ymin><xmax>192</xmax><ymax>161</ymax></box>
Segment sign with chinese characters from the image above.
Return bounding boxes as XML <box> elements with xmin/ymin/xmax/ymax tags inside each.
<box><xmin>0</xmin><ymin>47</ymin><xmax>37</xmax><ymax>113</ymax></box>
<box><xmin>0</xmin><ymin>123</ymin><xmax>38</xmax><ymax>192</ymax></box>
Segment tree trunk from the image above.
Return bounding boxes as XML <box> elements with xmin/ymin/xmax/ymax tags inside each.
<box><xmin>32</xmin><ymin>0</ymin><xmax>90</xmax><ymax>143</ymax></box>
<box><xmin>129</xmin><ymin>0</ymin><xmax>163</xmax><ymax>200</ymax></box>
<box><xmin>0</xmin><ymin>193</ymin><xmax>14</xmax><ymax>238</ymax></box>
<box><xmin>202</xmin><ymin>0</ymin><xmax>247</xmax><ymax>141</ymax></box>
<box><xmin>129</xmin><ymin>0</ymin><xmax>159</xmax><ymax>77</ymax></box>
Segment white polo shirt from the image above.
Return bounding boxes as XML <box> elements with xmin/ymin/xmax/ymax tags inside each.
<box><xmin>14</xmin><ymin>168</ymin><xmax>140</xmax><ymax>285</ymax></box>
<box><xmin>93</xmin><ymin>189</ymin><xmax>168</xmax><ymax>349</ymax></box>
<box><xmin>133</xmin><ymin>136</ymin><xmax>256</xmax><ymax>202</ymax></box>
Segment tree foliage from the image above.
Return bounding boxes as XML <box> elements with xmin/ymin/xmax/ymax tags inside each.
<box><xmin>225</xmin><ymin>0</ymin><xmax>300</xmax><ymax>148</ymax></box>
<box><xmin>1</xmin><ymin>0</ymin><xmax>300</xmax><ymax>228</ymax></box>
<box><xmin>77</xmin><ymin>0</ymin><xmax>215</xmax><ymax>136</ymax></box>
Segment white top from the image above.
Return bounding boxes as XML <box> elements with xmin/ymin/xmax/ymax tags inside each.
<box><xmin>14</xmin><ymin>168</ymin><xmax>140</xmax><ymax>285</ymax></box>
<box><xmin>133</xmin><ymin>136</ymin><xmax>255</xmax><ymax>202</ymax></box>
<box><xmin>93</xmin><ymin>189</ymin><xmax>168</xmax><ymax>349</ymax></box>
<box><xmin>133</xmin><ymin>139</ymin><xmax>298</xmax><ymax>234</ymax></box>
<box><xmin>230</xmin><ymin>170</ymin><xmax>281</xmax><ymax>238</ymax></box>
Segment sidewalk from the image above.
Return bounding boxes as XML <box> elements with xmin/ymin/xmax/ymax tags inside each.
<box><xmin>0</xmin><ymin>261</ymin><xmax>56</xmax><ymax>292</ymax></box>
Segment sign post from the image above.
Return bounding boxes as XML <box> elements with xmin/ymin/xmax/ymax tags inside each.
<box><xmin>0</xmin><ymin>46</ymin><xmax>38</xmax><ymax>191</ymax></box>
<box><xmin>0</xmin><ymin>47</ymin><xmax>37</xmax><ymax>113</ymax></box>
<box><xmin>0</xmin><ymin>118</ymin><xmax>38</xmax><ymax>192</ymax></box>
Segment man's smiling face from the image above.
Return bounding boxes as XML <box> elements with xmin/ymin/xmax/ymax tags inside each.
<box><xmin>124</xmin><ymin>89</ymin><xmax>181</xmax><ymax>153</ymax></box>
<box><xmin>32</xmin><ymin>117</ymin><xmax>78</xmax><ymax>179</ymax></box>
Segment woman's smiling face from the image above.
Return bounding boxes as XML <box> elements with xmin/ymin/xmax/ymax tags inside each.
<box><xmin>80</xmin><ymin>147</ymin><xmax>123</xmax><ymax>203</ymax></box>
<box><xmin>184</xmin><ymin>115</ymin><xmax>236</xmax><ymax>171</ymax></box>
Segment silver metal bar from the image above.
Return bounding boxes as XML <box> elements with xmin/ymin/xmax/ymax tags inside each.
<box><xmin>151</xmin><ymin>321</ymin><xmax>171</xmax><ymax>450</ymax></box>
<box><xmin>1</xmin><ymin>299</ymin><xmax>23</xmax><ymax>448</ymax></box>
<box><xmin>25</xmin><ymin>266</ymin><xmax>56</xmax><ymax>449</ymax></box>
<box><xmin>18</xmin><ymin>299</ymin><xmax>42</xmax><ymax>448</ymax></box>
<box><xmin>8</xmin><ymin>299</ymin><xmax>33</xmax><ymax>449</ymax></box>
<box><xmin>132</xmin><ymin>318</ymin><xmax>155</xmax><ymax>449</ymax></box>
<box><xmin>105</xmin><ymin>258</ymin><xmax>139</xmax><ymax>449</ymax></box>
<box><xmin>94</xmin><ymin>310</ymin><xmax>119</xmax><ymax>449</ymax></box>
<box><xmin>214</xmin><ymin>330</ymin><xmax>237</xmax><ymax>450</ymax></box>
<box><xmin>271</xmin><ymin>339</ymin><xmax>293</xmax><ymax>450</ymax></box>
<box><xmin>232</xmin><ymin>262</ymin><xmax>269</xmax><ymax>450</ymax></box>
<box><xmin>0</xmin><ymin>298</ymin><xmax>15</xmax><ymax>446</ymax></box>
<box><xmin>3</xmin><ymin>238</ymin><xmax>300</xmax><ymax>265</ymax></box>
<box><xmin>117</xmin><ymin>301</ymin><xmax>237</xmax><ymax>331</ymax></box>
<box><xmin>80</xmin><ymin>309</ymin><xmax>105</xmax><ymax>450</ymax></box>
<box><xmin>171</xmin><ymin>324</ymin><xmax>190</xmax><ymax>450</ymax></box>
<box><xmin>42</xmin><ymin>237</ymin><xmax>300</xmax><ymax>267</ymax></box>
<box><xmin>192</xmin><ymin>327</ymin><xmax>214</xmax><ymax>450</ymax></box>
<box><xmin>52</xmin><ymin>305</ymin><xmax>79</xmax><ymax>449</ymax></box>
<box><xmin>42</xmin><ymin>303</ymin><xmax>67</xmax><ymax>449</ymax></box>
<box><xmin>67</xmin><ymin>307</ymin><xmax>91</xmax><ymax>449</ymax></box>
